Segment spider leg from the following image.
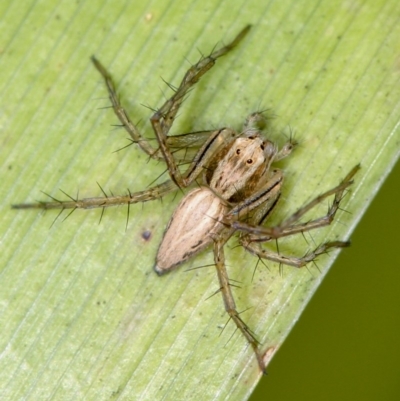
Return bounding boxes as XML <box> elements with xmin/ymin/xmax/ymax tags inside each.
<box><xmin>11</xmin><ymin>180</ymin><xmax>176</xmax><ymax>210</ymax></box>
<box><xmin>150</xmin><ymin>26</ymin><xmax>251</xmax><ymax>187</ymax></box>
<box><xmin>165</xmin><ymin>130</ymin><xmax>220</xmax><ymax>162</ymax></box>
<box><xmin>242</xmin><ymin>111</ymin><xmax>298</xmax><ymax>161</ymax></box>
<box><xmin>236</xmin><ymin>166</ymin><xmax>360</xmax><ymax>268</ymax></box>
<box><xmin>91</xmin><ymin>56</ymin><xmax>160</xmax><ymax>159</ymax></box>
<box><xmin>233</xmin><ymin>164</ymin><xmax>360</xmax><ymax>240</ymax></box>
<box><xmin>160</xmin><ymin>127</ymin><xmax>240</xmax><ymax>185</ymax></box>
<box><xmin>228</xmin><ymin>168</ymin><xmax>283</xmax><ymax>222</ymax></box>
<box><xmin>92</xmin><ymin>55</ymin><xmax>223</xmax><ymax>163</ymax></box>
<box><xmin>213</xmin><ymin>236</ymin><xmax>267</xmax><ymax>373</ymax></box>
<box><xmin>240</xmin><ymin>237</ymin><xmax>350</xmax><ymax>268</ymax></box>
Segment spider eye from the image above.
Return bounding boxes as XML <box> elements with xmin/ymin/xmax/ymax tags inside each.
<box><xmin>236</xmin><ymin>149</ymin><xmax>241</xmax><ymax>155</ymax></box>
<box><xmin>246</xmin><ymin>159</ymin><xmax>253</xmax><ymax>164</ymax></box>
<box><xmin>260</xmin><ymin>144</ymin><xmax>265</xmax><ymax>150</ymax></box>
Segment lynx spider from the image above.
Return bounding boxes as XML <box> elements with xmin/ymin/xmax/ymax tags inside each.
<box><xmin>13</xmin><ymin>26</ymin><xmax>359</xmax><ymax>373</ymax></box>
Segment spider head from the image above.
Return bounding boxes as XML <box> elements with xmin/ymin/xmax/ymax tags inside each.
<box><xmin>209</xmin><ymin>134</ymin><xmax>277</xmax><ymax>199</ymax></box>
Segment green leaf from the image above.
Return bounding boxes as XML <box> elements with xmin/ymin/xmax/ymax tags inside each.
<box><xmin>1</xmin><ymin>1</ymin><xmax>399</xmax><ymax>400</ymax></box>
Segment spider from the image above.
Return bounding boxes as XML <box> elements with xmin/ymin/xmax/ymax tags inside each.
<box><xmin>13</xmin><ymin>25</ymin><xmax>359</xmax><ymax>372</ymax></box>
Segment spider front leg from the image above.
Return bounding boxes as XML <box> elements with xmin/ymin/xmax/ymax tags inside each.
<box><xmin>150</xmin><ymin>25</ymin><xmax>251</xmax><ymax>188</ymax></box>
<box><xmin>91</xmin><ymin>56</ymin><xmax>161</xmax><ymax>160</ymax></box>
<box><xmin>213</xmin><ymin>235</ymin><xmax>267</xmax><ymax>373</ymax></box>
<box><xmin>91</xmin><ymin>59</ymin><xmax>224</xmax><ymax>163</ymax></box>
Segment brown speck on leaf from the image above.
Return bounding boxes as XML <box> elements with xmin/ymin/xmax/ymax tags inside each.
<box><xmin>141</xmin><ymin>230</ymin><xmax>152</xmax><ymax>241</ymax></box>
<box><xmin>262</xmin><ymin>346</ymin><xmax>277</xmax><ymax>368</ymax></box>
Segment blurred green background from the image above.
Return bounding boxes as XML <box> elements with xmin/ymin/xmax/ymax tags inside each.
<box><xmin>251</xmin><ymin>160</ymin><xmax>400</xmax><ymax>400</ymax></box>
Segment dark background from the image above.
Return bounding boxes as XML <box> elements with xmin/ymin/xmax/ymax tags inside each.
<box><xmin>251</xmin><ymin>160</ymin><xmax>400</xmax><ymax>400</ymax></box>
